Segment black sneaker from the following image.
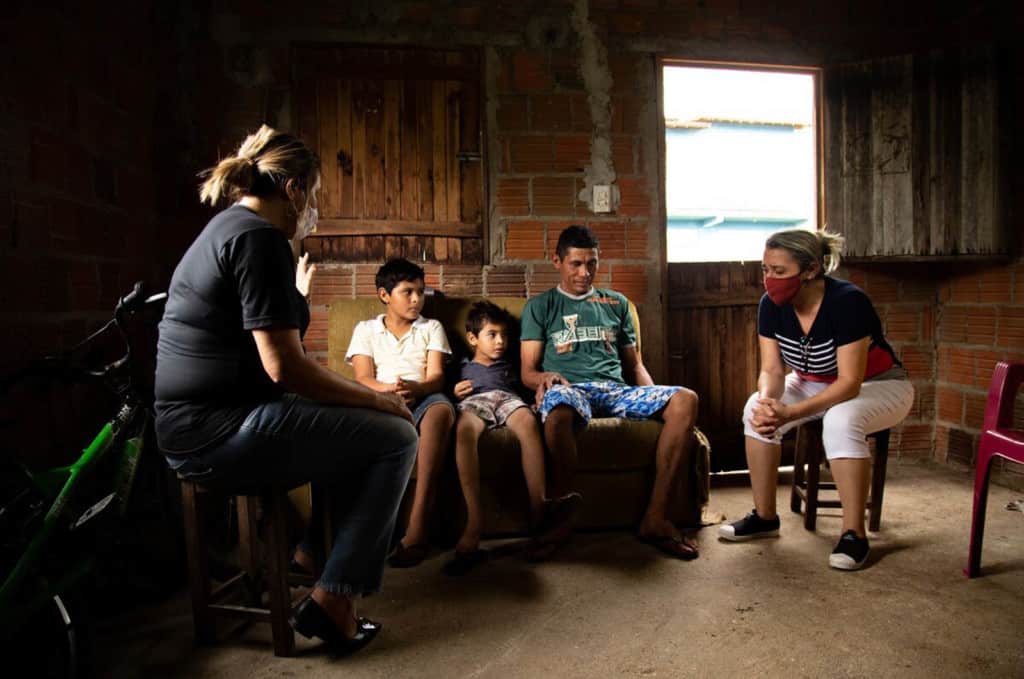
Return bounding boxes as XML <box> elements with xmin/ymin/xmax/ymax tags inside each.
<box><xmin>829</xmin><ymin>530</ymin><xmax>870</xmax><ymax>570</ymax></box>
<box><xmin>718</xmin><ymin>509</ymin><xmax>780</xmax><ymax>541</ymax></box>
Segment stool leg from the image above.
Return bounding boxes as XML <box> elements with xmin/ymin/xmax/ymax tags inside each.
<box><xmin>181</xmin><ymin>481</ymin><xmax>216</xmax><ymax>645</ymax></box>
<box><xmin>802</xmin><ymin>429</ymin><xmax>822</xmax><ymax>531</ymax></box>
<box><xmin>791</xmin><ymin>436</ymin><xmax>805</xmax><ymax>514</ymax></box>
<box><xmin>868</xmin><ymin>431</ymin><xmax>890</xmax><ymax>532</ymax></box>
<box><xmin>236</xmin><ymin>495</ymin><xmax>264</xmax><ymax>604</ymax></box>
<box><xmin>263</xmin><ymin>491</ymin><xmax>296</xmax><ymax>657</ymax></box>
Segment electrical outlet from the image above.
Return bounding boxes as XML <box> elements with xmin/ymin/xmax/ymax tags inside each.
<box><xmin>593</xmin><ymin>184</ymin><xmax>611</xmax><ymax>213</ymax></box>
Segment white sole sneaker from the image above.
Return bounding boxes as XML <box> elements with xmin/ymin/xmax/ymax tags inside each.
<box><xmin>829</xmin><ymin>549</ymin><xmax>869</xmax><ymax>570</ymax></box>
<box><xmin>717</xmin><ymin>524</ymin><xmax>780</xmax><ymax>542</ymax></box>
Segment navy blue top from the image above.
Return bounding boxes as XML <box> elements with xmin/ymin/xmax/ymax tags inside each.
<box><xmin>155</xmin><ymin>205</ymin><xmax>309</xmax><ymax>455</ymax></box>
<box><xmin>459</xmin><ymin>358</ymin><xmax>519</xmax><ymax>396</ymax></box>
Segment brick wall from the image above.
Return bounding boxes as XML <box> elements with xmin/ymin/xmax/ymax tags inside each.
<box><xmin>934</xmin><ymin>259</ymin><xmax>1024</xmax><ymax>487</ymax></box>
<box><xmin>0</xmin><ymin>4</ymin><xmax>160</xmax><ymax>463</ymax></box>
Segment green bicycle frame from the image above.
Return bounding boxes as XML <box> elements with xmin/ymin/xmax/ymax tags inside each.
<box><xmin>0</xmin><ymin>411</ymin><xmax>144</xmax><ymax>631</ymax></box>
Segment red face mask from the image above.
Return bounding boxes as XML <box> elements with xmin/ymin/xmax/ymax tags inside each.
<box><xmin>764</xmin><ymin>274</ymin><xmax>803</xmax><ymax>306</ymax></box>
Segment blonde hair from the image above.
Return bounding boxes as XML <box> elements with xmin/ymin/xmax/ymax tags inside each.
<box><xmin>765</xmin><ymin>228</ymin><xmax>845</xmax><ymax>277</ymax></box>
<box><xmin>198</xmin><ymin>125</ymin><xmax>319</xmax><ymax>206</ymax></box>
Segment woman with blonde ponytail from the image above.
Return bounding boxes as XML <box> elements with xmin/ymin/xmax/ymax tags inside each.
<box><xmin>718</xmin><ymin>228</ymin><xmax>914</xmax><ymax>571</ymax></box>
<box><xmin>155</xmin><ymin>126</ymin><xmax>418</xmax><ymax>653</ymax></box>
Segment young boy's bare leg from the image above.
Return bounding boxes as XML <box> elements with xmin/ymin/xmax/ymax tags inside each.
<box><xmin>505</xmin><ymin>407</ymin><xmax>546</xmax><ymax>519</ymax></box>
<box><xmin>454</xmin><ymin>412</ymin><xmax>487</xmax><ymax>553</ymax></box>
<box><xmin>401</xmin><ymin>403</ymin><xmax>454</xmax><ymax>549</ymax></box>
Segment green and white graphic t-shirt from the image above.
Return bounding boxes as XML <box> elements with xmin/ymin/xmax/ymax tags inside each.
<box><xmin>520</xmin><ymin>286</ymin><xmax>637</xmax><ymax>385</ymax></box>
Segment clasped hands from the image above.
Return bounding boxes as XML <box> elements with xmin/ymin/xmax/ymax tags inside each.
<box><xmin>750</xmin><ymin>395</ymin><xmax>794</xmax><ymax>436</ymax></box>
<box><xmin>534</xmin><ymin>372</ymin><xmax>568</xmax><ymax>408</ymax></box>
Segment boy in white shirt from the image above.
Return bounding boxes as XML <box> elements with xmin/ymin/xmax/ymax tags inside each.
<box><xmin>346</xmin><ymin>258</ymin><xmax>455</xmax><ymax>568</ymax></box>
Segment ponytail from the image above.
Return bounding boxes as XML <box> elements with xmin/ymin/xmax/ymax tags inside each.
<box><xmin>765</xmin><ymin>228</ymin><xmax>845</xmax><ymax>278</ymax></box>
<box><xmin>198</xmin><ymin>124</ymin><xmax>319</xmax><ymax>206</ymax></box>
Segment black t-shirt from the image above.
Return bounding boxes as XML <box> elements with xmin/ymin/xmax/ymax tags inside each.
<box><xmin>757</xmin><ymin>276</ymin><xmax>900</xmax><ymax>382</ymax></box>
<box><xmin>154</xmin><ymin>205</ymin><xmax>309</xmax><ymax>455</ymax></box>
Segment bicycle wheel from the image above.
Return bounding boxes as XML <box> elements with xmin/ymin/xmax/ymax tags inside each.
<box><xmin>3</xmin><ymin>594</ymin><xmax>83</xmax><ymax>679</ymax></box>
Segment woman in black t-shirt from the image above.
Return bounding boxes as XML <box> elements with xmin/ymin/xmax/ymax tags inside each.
<box><xmin>155</xmin><ymin>126</ymin><xmax>417</xmax><ymax>653</ymax></box>
<box><xmin>718</xmin><ymin>229</ymin><xmax>914</xmax><ymax>571</ymax></box>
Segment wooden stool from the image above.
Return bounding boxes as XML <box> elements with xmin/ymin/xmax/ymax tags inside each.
<box><xmin>179</xmin><ymin>480</ymin><xmax>326</xmax><ymax>657</ymax></box>
<box><xmin>789</xmin><ymin>419</ymin><xmax>891</xmax><ymax>532</ymax></box>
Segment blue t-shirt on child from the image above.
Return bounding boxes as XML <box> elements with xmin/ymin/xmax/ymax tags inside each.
<box><xmin>459</xmin><ymin>358</ymin><xmax>519</xmax><ymax>396</ymax></box>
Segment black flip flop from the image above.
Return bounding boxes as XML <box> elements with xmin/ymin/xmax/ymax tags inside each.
<box><xmin>387</xmin><ymin>542</ymin><xmax>430</xmax><ymax>568</ymax></box>
<box><xmin>441</xmin><ymin>549</ymin><xmax>489</xmax><ymax>576</ymax></box>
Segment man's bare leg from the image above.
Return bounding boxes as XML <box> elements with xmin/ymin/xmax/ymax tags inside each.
<box><xmin>543</xmin><ymin>405</ymin><xmax>579</xmax><ymax>498</ymax></box>
<box><xmin>638</xmin><ymin>389</ymin><xmax>699</xmax><ymax>547</ymax></box>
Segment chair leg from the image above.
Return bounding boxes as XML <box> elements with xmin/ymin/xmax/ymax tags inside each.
<box><xmin>868</xmin><ymin>430</ymin><xmax>890</xmax><ymax>532</ymax></box>
<box><xmin>180</xmin><ymin>480</ymin><xmax>216</xmax><ymax>645</ymax></box>
<box><xmin>236</xmin><ymin>495</ymin><xmax>264</xmax><ymax>605</ymax></box>
<box><xmin>263</xmin><ymin>490</ymin><xmax>296</xmax><ymax>657</ymax></box>
<box><xmin>965</xmin><ymin>445</ymin><xmax>996</xmax><ymax>578</ymax></box>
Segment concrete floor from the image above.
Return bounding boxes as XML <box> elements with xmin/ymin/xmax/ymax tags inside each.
<box><xmin>96</xmin><ymin>461</ymin><xmax>1023</xmax><ymax>678</ymax></box>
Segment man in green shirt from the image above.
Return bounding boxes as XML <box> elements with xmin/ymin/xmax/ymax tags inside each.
<box><xmin>521</xmin><ymin>225</ymin><xmax>701</xmax><ymax>560</ymax></box>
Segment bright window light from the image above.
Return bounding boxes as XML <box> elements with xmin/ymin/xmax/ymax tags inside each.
<box><xmin>663</xmin><ymin>65</ymin><xmax>818</xmax><ymax>263</ymax></box>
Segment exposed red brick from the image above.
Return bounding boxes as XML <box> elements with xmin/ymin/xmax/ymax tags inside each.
<box><xmin>484</xmin><ymin>265</ymin><xmax>528</xmax><ymax>297</ymax></box>
<box><xmin>934</xmin><ymin>424</ymin><xmax>951</xmax><ymax>462</ymax></box>
<box><xmin>964</xmin><ymin>307</ymin><xmax>997</xmax><ymax>346</ymax></box>
<box><xmin>940</xmin><ymin>346</ymin><xmax>975</xmax><ymax>386</ymax></box>
<box><xmin>920</xmin><ymin>305</ymin><xmax>934</xmax><ymax>342</ymax></box>
<box><xmin>496</xmin><ymin>95</ymin><xmax>528</xmax><ymax>131</ymax></box>
<box><xmin>936</xmin><ymin>386</ymin><xmax>964</xmax><ymax>423</ymax></box>
<box><xmin>612</xmin><ymin>264</ymin><xmax>648</xmax><ymax>301</ymax></box>
<box><xmin>505</xmin><ymin>220</ymin><xmax>546</xmax><ymax>260</ymax></box>
<box><xmin>304</xmin><ymin>309</ymin><xmax>329</xmax><ymax>353</ymax></box>
<box><xmin>1014</xmin><ymin>265</ymin><xmax>1024</xmax><ymax>304</ymax></box>
<box><xmin>569</xmin><ymin>94</ymin><xmax>592</xmax><ymax>131</ymax></box>
<box><xmin>610</xmin><ymin>96</ymin><xmax>644</xmax><ymax>133</ymax></box>
<box><xmin>309</xmin><ymin>266</ymin><xmax>353</xmax><ymax>305</ymax></box>
<box><xmin>532</xmin><ymin>177</ymin><xmax>575</xmax><ymax>215</ymax></box>
<box><xmin>495</xmin><ymin>178</ymin><xmax>530</xmax><ymax>216</ymax></box>
<box><xmin>587</xmin><ymin>221</ymin><xmax>628</xmax><ymax>259</ymax></box>
<box><xmin>552</xmin><ymin>135</ymin><xmax>590</xmax><ymax>173</ymax></box>
<box><xmin>508</xmin><ymin>135</ymin><xmax>553</xmax><ymax>172</ymax></box>
<box><xmin>528</xmin><ymin>266</ymin><xmax>562</xmax><ymax>297</ymax></box>
<box><xmin>949</xmin><ymin>270</ymin><xmax>982</xmax><ymax>303</ymax></box>
<box><xmin>615</xmin><ymin>177</ymin><xmax>650</xmax><ymax>216</ymax></box>
<box><xmin>973</xmin><ymin>349</ymin><xmax>1007</xmax><ymax>389</ymax></box>
<box><xmin>997</xmin><ymin>307</ymin><xmax>1024</xmax><ymax>348</ymax></box>
<box><xmin>513</xmin><ymin>51</ymin><xmax>552</xmax><ymax>92</ymax></box>
<box><xmin>945</xmin><ymin>427</ymin><xmax>977</xmax><ymax>466</ymax></box>
<box><xmin>938</xmin><ymin>305</ymin><xmax>968</xmax><ymax>343</ymax></box>
<box><xmin>450</xmin><ymin>5</ymin><xmax>482</xmax><ymax>29</ymax></box>
<box><xmin>883</xmin><ymin>305</ymin><xmax>920</xmax><ymax>341</ymax></box>
<box><xmin>978</xmin><ymin>267</ymin><xmax>1012</xmax><ymax>303</ymax></box>
<box><xmin>611</xmin><ymin>135</ymin><xmax>635</xmax><ymax>175</ymax></box>
<box><xmin>901</xmin><ymin>276</ymin><xmax>937</xmax><ymax>303</ymax></box>
<box><xmin>624</xmin><ymin>221</ymin><xmax>650</xmax><ymax>258</ymax></box>
<box><xmin>609</xmin><ymin>12</ymin><xmax>647</xmax><ymax>35</ymax></box>
<box><xmin>863</xmin><ymin>270</ymin><xmax>901</xmax><ymax>304</ymax></box>
<box><xmin>912</xmin><ymin>383</ymin><xmax>936</xmax><ymax>421</ymax></box>
<box><xmin>963</xmin><ymin>391</ymin><xmax>988</xmax><ymax>430</ymax></box>
<box><xmin>894</xmin><ymin>423</ymin><xmax>933</xmax><ymax>458</ymax></box>
<box><xmin>441</xmin><ymin>264</ymin><xmax>483</xmax><ymax>296</ymax></box>
<box><xmin>899</xmin><ymin>345</ymin><xmax>934</xmax><ymax>381</ymax></box>
<box><xmin>355</xmin><ymin>264</ymin><xmax>382</xmax><ymax>297</ymax></box>
<box><xmin>530</xmin><ymin>95</ymin><xmax>573</xmax><ymax>131</ymax></box>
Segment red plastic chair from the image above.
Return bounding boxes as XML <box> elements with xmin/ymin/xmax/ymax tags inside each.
<box><xmin>964</xmin><ymin>361</ymin><xmax>1024</xmax><ymax>578</ymax></box>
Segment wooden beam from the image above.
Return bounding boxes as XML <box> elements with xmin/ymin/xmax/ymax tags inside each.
<box><xmin>313</xmin><ymin>219</ymin><xmax>481</xmax><ymax>238</ymax></box>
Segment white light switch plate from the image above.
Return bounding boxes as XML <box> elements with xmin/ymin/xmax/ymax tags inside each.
<box><xmin>593</xmin><ymin>184</ymin><xmax>611</xmax><ymax>213</ymax></box>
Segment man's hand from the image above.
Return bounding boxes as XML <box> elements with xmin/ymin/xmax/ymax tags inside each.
<box><xmin>374</xmin><ymin>391</ymin><xmax>414</xmax><ymax>423</ymax></box>
<box><xmin>751</xmin><ymin>397</ymin><xmax>793</xmax><ymax>436</ymax></box>
<box><xmin>453</xmin><ymin>380</ymin><xmax>474</xmax><ymax>401</ymax></box>
<box><xmin>295</xmin><ymin>252</ymin><xmax>316</xmax><ymax>298</ymax></box>
<box><xmin>534</xmin><ymin>372</ymin><xmax>568</xmax><ymax>407</ymax></box>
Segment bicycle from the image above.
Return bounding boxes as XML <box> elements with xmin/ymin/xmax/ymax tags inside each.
<box><xmin>0</xmin><ymin>282</ymin><xmax>167</xmax><ymax>678</ymax></box>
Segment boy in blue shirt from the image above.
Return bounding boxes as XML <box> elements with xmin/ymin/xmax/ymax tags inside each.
<box><xmin>446</xmin><ymin>301</ymin><xmax>580</xmax><ymax>575</ymax></box>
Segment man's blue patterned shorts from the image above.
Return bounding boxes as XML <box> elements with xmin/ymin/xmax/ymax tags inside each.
<box><xmin>538</xmin><ymin>381</ymin><xmax>681</xmax><ymax>425</ymax></box>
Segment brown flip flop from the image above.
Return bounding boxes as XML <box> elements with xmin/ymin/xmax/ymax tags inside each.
<box><xmin>638</xmin><ymin>533</ymin><xmax>699</xmax><ymax>561</ymax></box>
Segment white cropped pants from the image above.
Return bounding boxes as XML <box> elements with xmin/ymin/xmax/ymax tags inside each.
<box><xmin>742</xmin><ymin>373</ymin><xmax>915</xmax><ymax>460</ymax></box>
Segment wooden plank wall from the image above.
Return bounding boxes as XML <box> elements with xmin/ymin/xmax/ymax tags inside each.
<box><xmin>825</xmin><ymin>47</ymin><xmax>1004</xmax><ymax>257</ymax></box>
<box><xmin>294</xmin><ymin>47</ymin><xmax>484</xmax><ymax>264</ymax></box>
<box><xmin>667</xmin><ymin>262</ymin><xmax>764</xmax><ymax>471</ymax></box>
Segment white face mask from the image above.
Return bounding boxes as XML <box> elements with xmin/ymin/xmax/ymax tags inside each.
<box><xmin>296</xmin><ymin>204</ymin><xmax>318</xmax><ymax>239</ymax></box>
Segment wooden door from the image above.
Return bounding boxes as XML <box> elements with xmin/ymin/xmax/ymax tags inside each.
<box><xmin>667</xmin><ymin>262</ymin><xmax>763</xmax><ymax>471</ymax></box>
<box><xmin>294</xmin><ymin>47</ymin><xmax>484</xmax><ymax>263</ymax></box>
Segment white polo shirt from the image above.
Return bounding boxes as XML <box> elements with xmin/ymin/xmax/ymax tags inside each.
<box><xmin>345</xmin><ymin>314</ymin><xmax>451</xmax><ymax>384</ymax></box>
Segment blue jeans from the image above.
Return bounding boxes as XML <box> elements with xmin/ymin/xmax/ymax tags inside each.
<box><xmin>168</xmin><ymin>394</ymin><xmax>418</xmax><ymax>598</ymax></box>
